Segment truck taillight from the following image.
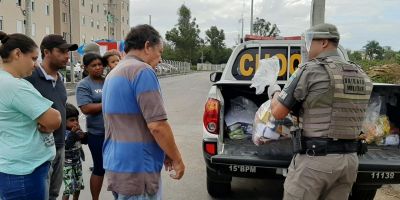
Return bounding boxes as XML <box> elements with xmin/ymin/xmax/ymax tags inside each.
<box><xmin>203</xmin><ymin>98</ymin><xmax>220</xmax><ymax>134</ymax></box>
<box><xmin>204</xmin><ymin>142</ymin><xmax>217</xmax><ymax>155</ymax></box>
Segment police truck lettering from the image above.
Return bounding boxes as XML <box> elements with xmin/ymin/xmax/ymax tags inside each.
<box><xmin>370</xmin><ymin>172</ymin><xmax>395</xmax><ymax>180</ymax></box>
<box><xmin>229</xmin><ymin>165</ymin><xmax>256</xmax><ymax>173</ymax></box>
<box><xmin>233</xmin><ymin>47</ymin><xmax>301</xmax><ymax>80</ymax></box>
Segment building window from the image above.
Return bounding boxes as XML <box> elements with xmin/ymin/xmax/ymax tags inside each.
<box><xmin>122</xmin><ymin>2</ymin><xmax>124</xmax><ymax>9</ymax></box>
<box><xmin>127</xmin><ymin>17</ymin><xmax>129</xmax><ymax>25</ymax></box>
<box><xmin>96</xmin><ymin>21</ymin><xmax>99</xmax><ymax>29</ymax></box>
<box><xmin>82</xmin><ymin>16</ymin><xmax>85</xmax><ymax>25</ymax></box>
<box><xmin>32</xmin><ymin>23</ymin><xmax>36</xmax><ymax>36</ymax></box>
<box><xmin>16</xmin><ymin>20</ymin><xmax>24</xmax><ymax>33</ymax></box>
<box><xmin>62</xmin><ymin>12</ymin><xmax>67</xmax><ymax>23</ymax></box>
<box><xmin>90</xmin><ymin>1</ymin><xmax>93</xmax><ymax>13</ymax></box>
<box><xmin>96</xmin><ymin>4</ymin><xmax>99</xmax><ymax>13</ymax></box>
<box><xmin>122</xmin><ymin>30</ymin><xmax>124</xmax><ymax>37</ymax></box>
<box><xmin>127</xmin><ymin>2</ymin><xmax>129</xmax><ymax>12</ymax></box>
<box><xmin>81</xmin><ymin>0</ymin><xmax>84</xmax><ymax>6</ymax></box>
<box><xmin>16</xmin><ymin>0</ymin><xmax>21</xmax><ymax>6</ymax></box>
<box><xmin>122</xmin><ymin>16</ymin><xmax>124</xmax><ymax>23</ymax></box>
<box><xmin>82</xmin><ymin>34</ymin><xmax>86</xmax><ymax>43</ymax></box>
<box><xmin>31</xmin><ymin>0</ymin><xmax>35</xmax><ymax>12</ymax></box>
<box><xmin>45</xmin><ymin>26</ymin><xmax>50</xmax><ymax>35</ymax></box>
<box><xmin>91</xmin><ymin>19</ymin><xmax>94</xmax><ymax>28</ymax></box>
<box><xmin>45</xmin><ymin>3</ymin><xmax>50</xmax><ymax>16</ymax></box>
<box><xmin>104</xmin><ymin>7</ymin><xmax>107</xmax><ymax>15</ymax></box>
<box><xmin>103</xmin><ymin>23</ymin><xmax>106</xmax><ymax>31</ymax></box>
<box><xmin>0</xmin><ymin>16</ymin><xmax>3</xmax><ymax>31</ymax></box>
<box><xmin>62</xmin><ymin>32</ymin><xmax>68</xmax><ymax>40</ymax></box>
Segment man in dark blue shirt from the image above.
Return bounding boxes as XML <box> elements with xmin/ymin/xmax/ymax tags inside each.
<box><xmin>26</xmin><ymin>34</ymin><xmax>78</xmax><ymax>200</ymax></box>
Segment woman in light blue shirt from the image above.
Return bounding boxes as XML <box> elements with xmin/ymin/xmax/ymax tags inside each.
<box><xmin>0</xmin><ymin>31</ymin><xmax>61</xmax><ymax>200</ymax></box>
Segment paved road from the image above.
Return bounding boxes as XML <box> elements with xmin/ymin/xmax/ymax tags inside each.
<box><xmin>63</xmin><ymin>72</ymin><xmax>397</xmax><ymax>200</ymax></box>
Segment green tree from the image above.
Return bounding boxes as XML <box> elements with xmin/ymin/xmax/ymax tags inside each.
<box><xmin>363</xmin><ymin>40</ymin><xmax>384</xmax><ymax>60</ymax></box>
<box><xmin>162</xmin><ymin>42</ymin><xmax>179</xmax><ymax>61</ymax></box>
<box><xmin>383</xmin><ymin>49</ymin><xmax>397</xmax><ymax>61</ymax></box>
<box><xmin>165</xmin><ymin>4</ymin><xmax>201</xmax><ymax>64</ymax></box>
<box><xmin>205</xmin><ymin>26</ymin><xmax>227</xmax><ymax>64</ymax></box>
<box><xmin>348</xmin><ymin>50</ymin><xmax>362</xmax><ymax>62</ymax></box>
<box><xmin>252</xmin><ymin>17</ymin><xmax>280</xmax><ymax>37</ymax></box>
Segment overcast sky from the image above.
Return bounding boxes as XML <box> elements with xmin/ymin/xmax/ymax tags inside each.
<box><xmin>129</xmin><ymin>0</ymin><xmax>400</xmax><ymax>51</ymax></box>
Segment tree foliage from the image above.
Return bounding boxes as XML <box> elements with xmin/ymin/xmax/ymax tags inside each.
<box><xmin>252</xmin><ymin>17</ymin><xmax>280</xmax><ymax>37</ymax></box>
<box><xmin>203</xmin><ymin>26</ymin><xmax>231</xmax><ymax>64</ymax></box>
<box><xmin>165</xmin><ymin>4</ymin><xmax>202</xmax><ymax>64</ymax></box>
<box><xmin>164</xmin><ymin>5</ymin><xmax>232</xmax><ymax>64</ymax></box>
<box><xmin>363</xmin><ymin>40</ymin><xmax>384</xmax><ymax>60</ymax></box>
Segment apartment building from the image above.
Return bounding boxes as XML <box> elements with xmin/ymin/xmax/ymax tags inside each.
<box><xmin>53</xmin><ymin>0</ymin><xmax>130</xmax><ymax>45</ymax></box>
<box><xmin>0</xmin><ymin>0</ymin><xmax>54</xmax><ymax>46</ymax></box>
<box><xmin>0</xmin><ymin>0</ymin><xmax>130</xmax><ymax>46</ymax></box>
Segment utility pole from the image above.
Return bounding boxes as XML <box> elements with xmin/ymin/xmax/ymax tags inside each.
<box><xmin>149</xmin><ymin>15</ymin><xmax>152</xmax><ymax>25</ymax></box>
<box><xmin>68</xmin><ymin>0</ymin><xmax>75</xmax><ymax>83</ymax></box>
<box><xmin>241</xmin><ymin>15</ymin><xmax>244</xmax><ymax>41</ymax></box>
<box><xmin>310</xmin><ymin>0</ymin><xmax>325</xmax><ymax>27</ymax></box>
<box><xmin>25</xmin><ymin>0</ymin><xmax>32</xmax><ymax>37</ymax></box>
<box><xmin>250</xmin><ymin>0</ymin><xmax>254</xmax><ymax>35</ymax></box>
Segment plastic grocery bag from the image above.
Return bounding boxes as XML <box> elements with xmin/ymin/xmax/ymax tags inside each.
<box><xmin>225</xmin><ymin>96</ymin><xmax>258</xmax><ymax>127</ymax></box>
<box><xmin>361</xmin><ymin>95</ymin><xmax>391</xmax><ymax>144</ymax></box>
<box><xmin>252</xmin><ymin>100</ymin><xmax>294</xmax><ymax>145</ymax></box>
<box><xmin>250</xmin><ymin>57</ymin><xmax>280</xmax><ymax>95</ymax></box>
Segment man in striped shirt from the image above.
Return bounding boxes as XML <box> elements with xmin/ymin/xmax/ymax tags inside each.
<box><xmin>102</xmin><ymin>24</ymin><xmax>185</xmax><ymax>200</ymax></box>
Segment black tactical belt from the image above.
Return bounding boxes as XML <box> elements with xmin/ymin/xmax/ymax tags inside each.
<box><xmin>299</xmin><ymin>137</ymin><xmax>359</xmax><ymax>156</ymax></box>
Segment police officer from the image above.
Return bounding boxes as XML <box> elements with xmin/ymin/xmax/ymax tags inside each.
<box><xmin>268</xmin><ymin>23</ymin><xmax>372</xmax><ymax>200</ymax></box>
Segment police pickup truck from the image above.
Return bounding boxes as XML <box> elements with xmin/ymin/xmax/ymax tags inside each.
<box><xmin>202</xmin><ymin>35</ymin><xmax>400</xmax><ymax>199</ymax></box>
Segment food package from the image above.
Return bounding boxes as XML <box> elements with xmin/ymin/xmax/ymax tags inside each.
<box><xmin>360</xmin><ymin>95</ymin><xmax>396</xmax><ymax>145</ymax></box>
<box><xmin>227</xmin><ymin>122</ymin><xmax>253</xmax><ymax>140</ymax></box>
<box><xmin>252</xmin><ymin>100</ymin><xmax>295</xmax><ymax>146</ymax></box>
<box><xmin>225</xmin><ymin>96</ymin><xmax>258</xmax><ymax>127</ymax></box>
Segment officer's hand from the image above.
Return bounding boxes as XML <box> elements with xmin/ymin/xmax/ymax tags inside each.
<box><xmin>169</xmin><ymin>159</ymin><xmax>185</xmax><ymax>180</ymax></box>
<box><xmin>268</xmin><ymin>84</ymin><xmax>281</xmax><ymax>100</ymax></box>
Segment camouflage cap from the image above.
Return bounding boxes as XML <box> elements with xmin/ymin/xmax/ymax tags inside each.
<box><xmin>83</xmin><ymin>42</ymin><xmax>100</xmax><ymax>55</ymax></box>
<box><xmin>306</xmin><ymin>23</ymin><xmax>340</xmax><ymax>40</ymax></box>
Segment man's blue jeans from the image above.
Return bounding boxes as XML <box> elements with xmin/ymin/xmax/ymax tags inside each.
<box><xmin>0</xmin><ymin>161</ymin><xmax>50</xmax><ymax>200</ymax></box>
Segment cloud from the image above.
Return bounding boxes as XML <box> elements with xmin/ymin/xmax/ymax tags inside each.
<box><xmin>129</xmin><ymin>0</ymin><xmax>400</xmax><ymax>50</ymax></box>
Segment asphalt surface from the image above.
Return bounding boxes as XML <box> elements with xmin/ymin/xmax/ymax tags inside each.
<box><xmin>62</xmin><ymin>72</ymin><xmax>397</xmax><ymax>200</ymax></box>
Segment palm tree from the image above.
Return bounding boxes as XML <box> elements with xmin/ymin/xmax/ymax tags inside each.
<box><xmin>363</xmin><ymin>40</ymin><xmax>383</xmax><ymax>60</ymax></box>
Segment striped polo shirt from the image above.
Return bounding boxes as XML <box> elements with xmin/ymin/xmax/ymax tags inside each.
<box><xmin>102</xmin><ymin>55</ymin><xmax>167</xmax><ymax>196</ymax></box>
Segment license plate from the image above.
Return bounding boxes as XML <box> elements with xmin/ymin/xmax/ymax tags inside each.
<box><xmin>228</xmin><ymin>165</ymin><xmax>257</xmax><ymax>173</ymax></box>
<box><xmin>370</xmin><ymin>172</ymin><xmax>399</xmax><ymax>180</ymax></box>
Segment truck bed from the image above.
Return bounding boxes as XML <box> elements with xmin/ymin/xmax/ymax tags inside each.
<box><xmin>359</xmin><ymin>145</ymin><xmax>400</xmax><ymax>171</ymax></box>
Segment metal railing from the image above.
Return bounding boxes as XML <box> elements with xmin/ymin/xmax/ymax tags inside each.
<box><xmin>196</xmin><ymin>63</ymin><xmax>226</xmax><ymax>71</ymax></box>
<box><xmin>156</xmin><ymin>60</ymin><xmax>191</xmax><ymax>76</ymax></box>
<box><xmin>65</xmin><ymin>59</ymin><xmax>191</xmax><ymax>83</ymax></box>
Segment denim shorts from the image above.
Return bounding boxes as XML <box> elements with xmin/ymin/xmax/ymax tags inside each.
<box><xmin>0</xmin><ymin>161</ymin><xmax>50</xmax><ymax>200</ymax></box>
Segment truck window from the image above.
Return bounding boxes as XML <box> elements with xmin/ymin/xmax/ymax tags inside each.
<box><xmin>231</xmin><ymin>46</ymin><xmax>301</xmax><ymax>81</ymax></box>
